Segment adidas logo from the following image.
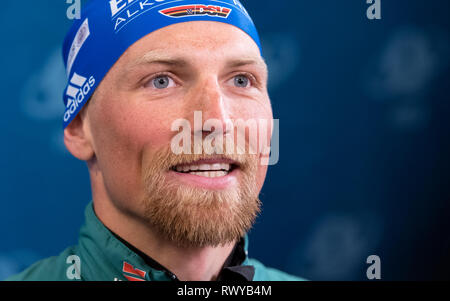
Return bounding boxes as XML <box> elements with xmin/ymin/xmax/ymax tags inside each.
<box><xmin>64</xmin><ymin>72</ymin><xmax>95</xmax><ymax>122</ymax></box>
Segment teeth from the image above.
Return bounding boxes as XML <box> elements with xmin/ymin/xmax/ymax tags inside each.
<box><xmin>189</xmin><ymin>165</ymin><xmax>199</xmax><ymax>171</ymax></box>
<box><xmin>189</xmin><ymin>171</ymin><xmax>228</xmax><ymax>178</ymax></box>
<box><xmin>174</xmin><ymin>163</ymin><xmax>231</xmax><ymax>173</ymax></box>
<box><xmin>199</xmin><ymin>164</ymin><xmax>210</xmax><ymax>171</ymax></box>
<box><xmin>211</xmin><ymin>163</ymin><xmax>222</xmax><ymax>170</ymax></box>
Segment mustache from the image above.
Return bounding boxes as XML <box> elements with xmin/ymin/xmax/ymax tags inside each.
<box><xmin>158</xmin><ymin>152</ymin><xmax>257</xmax><ymax>171</ymax></box>
<box><xmin>152</xmin><ymin>139</ymin><xmax>259</xmax><ymax>171</ymax></box>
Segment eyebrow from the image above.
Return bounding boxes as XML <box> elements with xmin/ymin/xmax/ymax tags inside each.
<box><xmin>126</xmin><ymin>50</ymin><xmax>268</xmax><ymax>73</ymax></box>
<box><xmin>227</xmin><ymin>58</ymin><xmax>268</xmax><ymax>73</ymax></box>
<box><xmin>126</xmin><ymin>51</ymin><xmax>188</xmax><ymax>70</ymax></box>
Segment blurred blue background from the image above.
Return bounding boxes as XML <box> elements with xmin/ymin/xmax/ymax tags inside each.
<box><xmin>1</xmin><ymin>0</ymin><xmax>449</xmax><ymax>281</ymax></box>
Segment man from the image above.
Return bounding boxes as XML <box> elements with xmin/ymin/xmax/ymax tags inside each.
<box><xmin>8</xmin><ymin>0</ymin><xmax>304</xmax><ymax>281</ymax></box>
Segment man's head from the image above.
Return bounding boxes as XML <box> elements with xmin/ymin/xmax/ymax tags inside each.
<box><xmin>63</xmin><ymin>1</ymin><xmax>273</xmax><ymax>248</ymax></box>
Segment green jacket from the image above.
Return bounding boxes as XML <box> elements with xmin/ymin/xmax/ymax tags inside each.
<box><xmin>7</xmin><ymin>202</ymin><xmax>305</xmax><ymax>281</ymax></box>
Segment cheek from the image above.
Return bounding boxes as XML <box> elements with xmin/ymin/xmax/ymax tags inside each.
<box><xmin>256</xmin><ymin>164</ymin><xmax>269</xmax><ymax>192</ymax></box>
<box><xmin>231</xmin><ymin>95</ymin><xmax>272</xmax><ymax>119</ymax></box>
<box><xmin>231</xmin><ymin>97</ymin><xmax>273</xmax><ymax>153</ymax></box>
<box><xmin>89</xmin><ymin>98</ymin><xmax>177</xmax><ymax>202</ymax></box>
<box><xmin>231</xmin><ymin>97</ymin><xmax>272</xmax><ymax>192</ymax></box>
<box><xmin>94</xmin><ymin>99</ymin><xmax>175</xmax><ymax>154</ymax></box>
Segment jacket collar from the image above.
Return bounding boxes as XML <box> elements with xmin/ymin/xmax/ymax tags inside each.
<box><xmin>78</xmin><ymin>202</ymin><xmax>254</xmax><ymax>281</ymax></box>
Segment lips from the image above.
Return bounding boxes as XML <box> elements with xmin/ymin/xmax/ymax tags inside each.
<box><xmin>170</xmin><ymin>159</ymin><xmax>239</xmax><ymax>178</ymax></box>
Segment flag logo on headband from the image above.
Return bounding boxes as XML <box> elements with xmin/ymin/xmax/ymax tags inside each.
<box><xmin>159</xmin><ymin>5</ymin><xmax>232</xmax><ymax>18</ymax></box>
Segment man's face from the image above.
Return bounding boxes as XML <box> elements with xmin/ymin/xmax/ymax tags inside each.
<box><xmin>83</xmin><ymin>21</ymin><xmax>273</xmax><ymax>247</ymax></box>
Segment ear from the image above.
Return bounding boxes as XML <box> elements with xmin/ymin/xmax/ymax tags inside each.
<box><xmin>64</xmin><ymin>109</ymin><xmax>95</xmax><ymax>161</ymax></box>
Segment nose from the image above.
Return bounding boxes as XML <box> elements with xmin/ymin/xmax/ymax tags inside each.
<box><xmin>188</xmin><ymin>77</ymin><xmax>232</xmax><ymax>137</ymax></box>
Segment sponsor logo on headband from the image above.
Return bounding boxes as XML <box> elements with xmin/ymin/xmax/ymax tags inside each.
<box><xmin>67</xmin><ymin>18</ymin><xmax>90</xmax><ymax>76</ymax></box>
<box><xmin>110</xmin><ymin>1</ymin><xmax>236</xmax><ymax>32</ymax></box>
<box><xmin>159</xmin><ymin>4</ymin><xmax>232</xmax><ymax>18</ymax></box>
<box><xmin>111</xmin><ymin>0</ymin><xmax>170</xmax><ymax>32</ymax></box>
<box><xmin>64</xmin><ymin>72</ymin><xmax>95</xmax><ymax>122</ymax></box>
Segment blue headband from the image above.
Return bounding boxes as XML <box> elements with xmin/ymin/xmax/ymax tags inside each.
<box><xmin>62</xmin><ymin>0</ymin><xmax>261</xmax><ymax>128</ymax></box>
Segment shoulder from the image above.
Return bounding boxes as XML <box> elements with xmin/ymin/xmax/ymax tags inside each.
<box><xmin>247</xmin><ymin>258</ymin><xmax>307</xmax><ymax>281</ymax></box>
<box><xmin>5</xmin><ymin>246</ymin><xmax>80</xmax><ymax>281</ymax></box>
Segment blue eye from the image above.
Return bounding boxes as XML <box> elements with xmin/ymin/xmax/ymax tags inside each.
<box><xmin>234</xmin><ymin>75</ymin><xmax>250</xmax><ymax>88</ymax></box>
<box><xmin>153</xmin><ymin>75</ymin><xmax>171</xmax><ymax>89</ymax></box>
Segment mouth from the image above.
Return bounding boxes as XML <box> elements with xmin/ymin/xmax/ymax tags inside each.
<box><xmin>168</xmin><ymin>158</ymin><xmax>241</xmax><ymax>189</ymax></box>
<box><xmin>169</xmin><ymin>159</ymin><xmax>239</xmax><ymax>178</ymax></box>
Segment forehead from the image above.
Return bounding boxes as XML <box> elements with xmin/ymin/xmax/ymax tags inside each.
<box><xmin>118</xmin><ymin>21</ymin><xmax>264</xmax><ymax>69</ymax></box>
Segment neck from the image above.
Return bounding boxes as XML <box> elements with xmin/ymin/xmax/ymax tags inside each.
<box><xmin>92</xmin><ymin>187</ymin><xmax>235</xmax><ymax>281</ymax></box>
